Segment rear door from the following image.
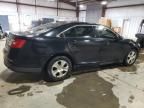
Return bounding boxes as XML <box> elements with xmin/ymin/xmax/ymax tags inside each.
<box><xmin>63</xmin><ymin>25</ymin><xmax>101</xmax><ymax>65</ymax></box>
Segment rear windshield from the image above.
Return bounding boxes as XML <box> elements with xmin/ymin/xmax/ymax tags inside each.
<box><xmin>28</xmin><ymin>22</ymin><xmax>67</xmax><ymax>34</ymax></box>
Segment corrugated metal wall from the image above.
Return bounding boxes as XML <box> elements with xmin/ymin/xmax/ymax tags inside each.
<box><xmin>0</xmin><ymin>0</ymin><xmax>78</xmax><ymax>31</ymax></box>
<box><xmin>106</xmin><ymin>6</ymin><xmax>144</xmax><ymax>40</ymax></box>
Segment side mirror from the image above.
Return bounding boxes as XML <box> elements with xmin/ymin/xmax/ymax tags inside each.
<box><xmin>135</xmin><ymin>33</ymin><xmax>144</xmax><ymax>39</ymax></box>
<box><xmin>119</xmin><ymin>35</ymin><xmax>123</xmax><ymax>40</ymax></box>
<box><xmin>115</xmin><ymin>34</ymin><xmax>123</xmax><ymax>40</ymax></box>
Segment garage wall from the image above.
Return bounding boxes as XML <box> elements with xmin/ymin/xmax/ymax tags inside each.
<box><xmin>0</xmin><ymin>15</ymin><xmax>9</xmax><ymax>31</ymax></box>
<box><xmin>106</xmin><ymin>0</ymin><xmax>144</xmax><ymax>40</ymax></box>
<box><xmin>79</xmin><ymin>11</ymin><xmax>86</xmax><ymax>22</ymax></box>
<box><xmin>0</xmin><ymin>0</ymin><xmax>77</xmax><ymax>31</ymax></box>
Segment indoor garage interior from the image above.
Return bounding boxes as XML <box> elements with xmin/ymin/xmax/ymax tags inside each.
<box><xmin>0</xmin><ymin>0</ymin><xmax>144</xmax><ymax>108</ymax></box>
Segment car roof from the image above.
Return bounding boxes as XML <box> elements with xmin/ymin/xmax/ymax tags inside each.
<box><xmin>40</xmin><ymin>22</ymin><xmax>111</xmax><ymax>37</ymax></box>
<box><xmin>60</xmin><ymin>22</ymin><xmax>98</xmax><ymax>26</ymax></box>
<box><xmin>54</xmin><ymin>22</ymin><xmax>99</xmax><ymax>32</ymax></box>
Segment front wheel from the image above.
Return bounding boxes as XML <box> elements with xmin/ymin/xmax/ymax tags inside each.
<box><xmin>124</xmin><ymin>50</ymin><xmax>138</xmax><ymax>66</ymax></box>
<box><xmin>44</xmin><ymin>56</ymin><xmax>72</xmax><ymax>82</ymax></box>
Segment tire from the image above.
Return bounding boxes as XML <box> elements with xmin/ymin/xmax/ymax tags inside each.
<box><xmin>44</xmin><ymin>56</ymin><xmax>72</xmax><ymax>82</ymax></box>
<box><xmin>123</xmin><ymin>49</ymin><xmax>138</xmax><ymax>66</ymax></box>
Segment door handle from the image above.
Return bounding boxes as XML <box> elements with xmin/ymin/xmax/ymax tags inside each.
<box><xmin>72</xmin><ymin>40</ymin><xmax>77</xmax><ymax>43</ymax></box>
<box><xmin>71</xmin><ymin>40</ymin><xmax>78</xmax><ymax>45</ymax></box>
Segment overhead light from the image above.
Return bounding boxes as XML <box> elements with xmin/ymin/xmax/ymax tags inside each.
<box><xmin>101</xmin><ymin>1</ymin><xmax>108</xmax><ymax>5</ymax></box>
<box><xmin>47</xmin><ymin>0</ymin><xmax>55</xmax><ymax>2</ymax></box>
<box><xmin>70</xmin><ymin>0</ymin><xmax>76</xmax><ymax>2</ymax></box>
<box><xmin>79</xmin><ymin>4</ymin><xmax>84</xmax><ymax>8</ymax></box>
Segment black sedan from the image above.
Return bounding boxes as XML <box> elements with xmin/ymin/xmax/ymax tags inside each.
<box><xmin>4</xmin><ymin>22</ymin><xmax>139</xmax><ymax>81</ymax></box>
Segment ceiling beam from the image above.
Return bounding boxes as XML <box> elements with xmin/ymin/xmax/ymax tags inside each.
<box><xmin>107</xmin><ymin>3</ymin><xmax>144</xmax><ymax>9</ymax></box>
<box><xmin>0</xmin><ymin>0</ymin><xmax>76</xmax><ymax>11</ymax></box>
<box><xmin>59</xmin><ymin>0</ymin><xmax>76</xmax><ymax>7</ymax></box>
<box><xmin>79</xmin><ymin>0</ymin><xmax>116</xmax><ymax>4</ymax></box>
<box><xmin>79</xmin><ymin>0</ymin><xmax>102</xmax><ymax>4</ymax></box>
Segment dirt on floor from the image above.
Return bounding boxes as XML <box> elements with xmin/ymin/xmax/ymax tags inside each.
<box><xmin>57</xmin><ymin>72</ymin><xmax>119</xmax><ymax>108</ymax></box>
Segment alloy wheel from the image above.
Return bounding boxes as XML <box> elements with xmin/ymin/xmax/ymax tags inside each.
<box><xmin>127</xmin><ymin>51</ymin><xmax>137</xmax><ymax>65</ymax></box>
<box><xmin>51</xmin><ymin>60</ymin><xmax>69</xmax><ymax>78</ymax></box>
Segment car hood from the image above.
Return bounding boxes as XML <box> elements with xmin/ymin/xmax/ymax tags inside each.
<box><xmin>122</xmin><ymin>38</ymin><xmax>135</xmax><ymax>43</ymax></box>
<box><xmin>122</xmin><ymin>38</ymin><xmax>140</xmax><ymax>49</ymax></box>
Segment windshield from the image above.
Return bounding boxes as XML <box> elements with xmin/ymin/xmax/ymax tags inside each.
<box><xmin>28</xmin><ymin>22</ymin><xmax>67</xmax><ymax>34</ymax></box>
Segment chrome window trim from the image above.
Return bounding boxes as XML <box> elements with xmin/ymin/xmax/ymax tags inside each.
<box><xmin>56</xmin><ymin>24</ymin><xmax>97</xmax><ymax>38</ymax></box>
<box><xmin>56</xmin><ymin>24</ymin><xmax>118</xmax><ymax>38</ymax></box>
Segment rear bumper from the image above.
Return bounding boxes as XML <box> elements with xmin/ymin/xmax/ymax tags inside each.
<box><xmin>4</xmin><ymin>57</ymin><xmax>41</xmax><ymax>73</ymax></box>
<box><xmin>3</xmin><ymin>47</ymin><xmax>42</xmax><ymax>73</ymax></box>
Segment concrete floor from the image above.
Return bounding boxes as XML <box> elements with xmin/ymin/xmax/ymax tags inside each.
<box><xmin>0</xmin><ymin>40</ymin><xmax>144</xmax><ymax>108</ymax></box>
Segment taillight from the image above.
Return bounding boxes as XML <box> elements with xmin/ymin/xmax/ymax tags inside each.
<box><xmin>11</xmin><ymin>38</ymin><xmax>26</xmax><ymax>48</ymax></box>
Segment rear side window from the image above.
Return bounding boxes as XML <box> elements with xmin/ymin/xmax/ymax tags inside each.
<box><xmin>64</xmin><ymin>26</ymin><xmax>95</xmax><ymax>38</ymax></box>
<box><xmin>95</xmin><ymin>25</ymin><xmax>117</xmax><ymax>39</ymax></box>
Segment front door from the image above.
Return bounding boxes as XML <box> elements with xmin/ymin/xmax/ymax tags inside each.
<box><xmin>94</xmin><ymin>25</ymin><xmax>124</xmax><ymax>63</ymax></box>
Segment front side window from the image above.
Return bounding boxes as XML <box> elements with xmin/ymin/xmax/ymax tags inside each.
<box><xmin>64</xmin><ymin>26</ymin><xmax>95</xmax><ymax>38</ymax></box>
<box><xmin>95</xmin><ymin>25</ymin><xmax>117</xmax><ymax>39</ymax></box>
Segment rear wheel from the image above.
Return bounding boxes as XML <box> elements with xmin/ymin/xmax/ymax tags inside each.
<box><xmin>44</xmin><ymin>56</ymin><xmax>72</xmax><ymax>82</ymax></box>
<box><xmin>124</xmin><ymin>49</ymin><xmax>138</xmax><ymax>66</ymax></box>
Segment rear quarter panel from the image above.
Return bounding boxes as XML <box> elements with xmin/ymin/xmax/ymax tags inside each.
<box><xmin>32</xmin><ymin>36</ymin><xmax>73</xmax><ymax>68</ymax></box>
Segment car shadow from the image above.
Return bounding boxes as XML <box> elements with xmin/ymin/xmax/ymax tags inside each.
<box><xmin>0</xmin><ymin>69</ymin><xmax>64</xmax><ymax>87</ymax></box>
<box><xmin>1</xmin><ymin>54</ymin><xmax>143</xmax><ymax>85</ymax></box>
<box><xmin>72</xmin><ymin>63</ymin><xmax>123</xmax><ymax>76</ymax></box>
<box><xmin>0</xmin><ymin>69</ymin><xmax>42</xmax><ymax>84</ymax></box>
